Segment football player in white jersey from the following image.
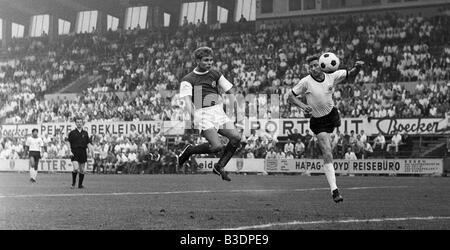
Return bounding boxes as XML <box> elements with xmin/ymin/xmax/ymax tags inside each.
<box><xmin>288</xmin><ymin>55</ymin><xmax>364</xmax><ymax>203</ymax></box>
<box><xmin>25</xmin><ymin>129</ymin><xmax>45</xmax><ymax>183</ymax></box>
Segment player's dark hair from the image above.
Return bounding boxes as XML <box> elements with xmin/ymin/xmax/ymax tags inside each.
<box><xmin>306</xmin><ymin>55</ymin><xmax>320</xmax><ymax>64</ymax></box>
<box><xmin>32</xmin><ymin>128</ymin><xmax>38</xmax><ymax>133</ymax></box>
<box><xmin>194</xmin><ymin>47</ymin><xmax>213</xmax><ymax>60</ymax></box>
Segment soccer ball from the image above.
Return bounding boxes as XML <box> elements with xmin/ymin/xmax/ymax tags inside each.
<box><xmin>319</xmin><ymin>52</ymin><xmax>340</xmax><ymax>73</ymax></box>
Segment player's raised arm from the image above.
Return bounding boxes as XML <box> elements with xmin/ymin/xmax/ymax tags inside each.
<box><xmin>347</xmin><ymin>60</ymin><xmax>364</xmax><ymax>79</ymax></box>
<box><xmin>331</xmin><ymin>61</ymin><xmax>365</xmax><ymax>85</ymax></box>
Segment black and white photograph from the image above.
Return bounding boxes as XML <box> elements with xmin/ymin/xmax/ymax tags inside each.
<box><xmin>0</xmin><ymin>0</ymin><xmax>449</xmax><ymax>241</ymax></box>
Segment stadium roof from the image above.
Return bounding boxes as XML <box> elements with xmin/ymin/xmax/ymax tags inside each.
<box><xmin>0</xmin><ymin>0</ymin><xmax>184</xmax><ymax>23</ymax></box>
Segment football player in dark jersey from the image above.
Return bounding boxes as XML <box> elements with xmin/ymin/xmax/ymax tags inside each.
<box><xmin>177</xmin><ymin>47</ymin><xmax>241</xmax><ymax>181</ymax></box>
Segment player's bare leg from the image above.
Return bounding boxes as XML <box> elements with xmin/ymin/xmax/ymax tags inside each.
<box><xmin>71</xmin><ymin>161</ymin><xmax>79</xmax><ymax>189</ymax></box>
<box><xmin>317</xmin><ymin>132</ymin><xmax>343</xmax><ymax>203</ymax></box>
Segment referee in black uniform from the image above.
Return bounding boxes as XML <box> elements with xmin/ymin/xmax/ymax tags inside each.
<box><xmin>67</xmin><ymin>117</ymin><xmax>94</xmax><ymax>189</ymax></box>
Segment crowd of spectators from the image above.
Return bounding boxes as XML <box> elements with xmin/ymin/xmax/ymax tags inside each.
<box><xmin>0</xmin><ymin>35</ymin><xmax>91</xmax><ymax>122</ymax></box>
<box><xmin>0</xmin><ymin>124</ymin><xmax>411</xmax><ymax>174</ymax></box>
<box><xmin>0</xmin><ymin>10</ymin><xmax>449</xmax><ymax>169</ymax></box>
<box><xmin>0</xmin><ymin>11</ymin><xmax>449</xmax><ymax>124</ymax></box>
<box><xmin>238</xmin><ymin>128</ymin><xmax>409</xmax><ymax>161</ymax></box>
<box><xmin>0</xmin><ymin>130</ymin><xmax>180</xmax><ymax>174</ymax></box>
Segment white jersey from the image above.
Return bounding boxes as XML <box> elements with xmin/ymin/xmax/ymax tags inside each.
<box><xmin>292</xmin><ymin>69</ymin><xmax>347</xmax><ymax>118</ymax></box>
<box><xmin>26</xmin><ymin>137</ymin><xmax>44</xmax><ymax>152</ymax></box>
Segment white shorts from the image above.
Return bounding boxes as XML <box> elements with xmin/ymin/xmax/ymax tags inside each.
<box><xmin>194</xmin><ymin>104</ymin><xmax>232</xmax><ymax>131</ymax></box>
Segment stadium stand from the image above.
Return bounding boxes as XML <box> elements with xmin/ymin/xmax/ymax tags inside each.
<box><xmin>0</xmin><ymin>3</ymin><xmax>449</xmax><ymax>173</ymax></box>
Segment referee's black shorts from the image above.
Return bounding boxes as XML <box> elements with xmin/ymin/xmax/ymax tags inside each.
<box><xmin>309</xmin><ymin>107</ymin><xmax>341</xmax><ymax>135</ymax></box>
<box><xmin>71</xmin><ymin>148</ymin><xmax>88</xmax><ymax>164</ymax></box>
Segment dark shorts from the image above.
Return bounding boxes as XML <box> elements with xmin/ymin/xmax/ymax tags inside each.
<box><xmin>71</xmin><ymin>148</ymin><xmax>88</xmax><ymax>164</ymax></box>
<box><xmin>309</xmin><ymin>107</ymin><xmax>341</xmax><ymax>135</ymax></box>
<box><xmin>29</xmin><ymin>151</ymin><xmax>41</xmax><ymax>162</ymax></box>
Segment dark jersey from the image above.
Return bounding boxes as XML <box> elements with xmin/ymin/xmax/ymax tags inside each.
<box><xmin>68</xmin><ymin>129</ymin><xmax>92</xmax><ymax>149</ymax></box>
<box><xmin>179</xmin><ymin>69</ymin><xmax>233</xmax><ymax>108</ymax></box>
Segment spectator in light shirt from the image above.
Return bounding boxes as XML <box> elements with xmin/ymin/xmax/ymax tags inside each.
<box><xmin>387</xmin><ymin>132</ymin><xmax>402</xmax><ymax>153</ymax></box>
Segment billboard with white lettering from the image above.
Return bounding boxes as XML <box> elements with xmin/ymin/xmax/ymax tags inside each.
<box><xmin>2</xmin><ymin>116</ymin><xmax>448</xmax><ymax>138</ymax></box>
<box><xmin>39</xmin><ymin>121</ymin><xmax>162</xmax><ymax>137</ymax></box>
<box><xmin>265</xmin><ymin>158</ymin><xmax>443</xmax><ymax>175</ymax></box>
<box><xmin>37</xmin><ymin>159</ymin><xmax>94</xmax><ymax>172</ymax></box>
<box><xmin>0</xmin><ymin>158</ymin><xmax>442</xmax><ymax>175</ymax></box>
<box><xmin>0</xmin><ymin>159</ymin><xmax>29</xmax><ymax>171</ymax></box>
<box><xmin>0</xmin><ymin>159</ymin><xmax>94</xmax><ymax>172</ymax></box>
<box><xmin>0</xmin><ymin>121</ymin><xmax>182</xmax><ymax>137</ymax></box>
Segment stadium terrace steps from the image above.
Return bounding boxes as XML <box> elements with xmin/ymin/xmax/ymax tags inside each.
<box><xmin>411</xmin><ymin>136</ymin><xmax>448</xmax><ymax>158</ymax></box>
<box><xmin>420</xmin><ymin>142</ymin><xmax>447</xmax><ymax>158</ymax></box>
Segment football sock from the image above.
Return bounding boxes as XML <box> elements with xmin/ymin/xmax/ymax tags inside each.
<box><xmin>78</xmin><ymin>173</ymin><xmax>84</xmax><ymax>187</ymax></box>
<box><xmin>30</xmin><ymin>168</ymin><xmax>35</xmax><ymax>180</ymax></box>
<box><xmin>189</xmin><ymin>143</ymin><xmax>220</xmax><ymax>155</ymax></box>
<box><xmin>217</xmin><ymin>141</ymin><xmax>239</xmax><ymax>168</ymax></box>
<box><xmin>324</xmin><ymin>163</ymin><xmax>338</xmax><ymax>193</ymax></box>
<box><xmin>72</xmin><ymin>172</ymin><xmax>77</xmax><ymax>186</ymax></box>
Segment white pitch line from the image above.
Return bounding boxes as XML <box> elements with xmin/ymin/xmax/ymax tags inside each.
<box><xmin>0</xmin><ymin>186</ymin><xmax>409</xmax><ymax>199</ymax></box>
<box><xmin>221</xmin><ymin>216</ymin><xmax>450</xmax><ymax>230</ymax></box>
